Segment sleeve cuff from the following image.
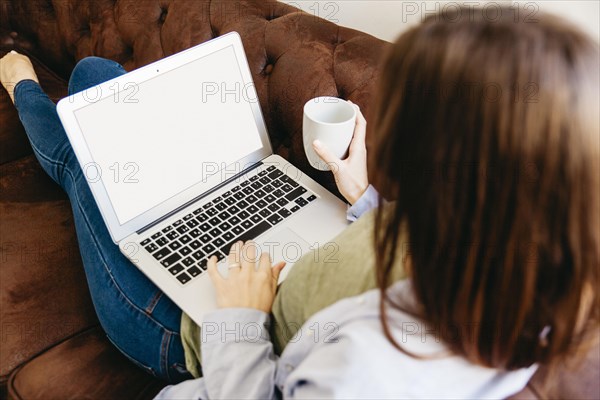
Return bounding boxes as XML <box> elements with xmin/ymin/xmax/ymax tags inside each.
<box><xmin>200</xmin><ymin>308</ymin><xmax>271</xmax><ymax>345</ymax></box>
<box><xmin>347</xmin><ymin>185</ymin><xmax>379</xmax><ymax>222</ymax></box>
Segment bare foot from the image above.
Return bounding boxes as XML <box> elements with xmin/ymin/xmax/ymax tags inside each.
<box><xmin>0</xmin><ymin>50</ymin><xmax>39</xmax><ymax>104</ymax></box>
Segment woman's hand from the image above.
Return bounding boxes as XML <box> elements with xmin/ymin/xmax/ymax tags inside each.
<box><xmin>207</xmin><ymin>241</ymin><xmax>286</xmax><ymax>313</ymax></box>
<box><xmin>312</xmin><ymin>100</ymin><xmax>369</xmax><ymax>205</ymax></box>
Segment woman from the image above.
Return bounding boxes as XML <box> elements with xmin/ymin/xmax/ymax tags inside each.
<box><xmin>2</xmin><ymin>6</ymin><xmax>598</xmax><ymax>399</ymax></box>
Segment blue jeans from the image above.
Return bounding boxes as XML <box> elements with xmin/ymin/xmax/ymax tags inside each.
<box><xmin>13</xmin><ymin>57</ymin><xmax>191</xmax><ymax>383</ymax></box>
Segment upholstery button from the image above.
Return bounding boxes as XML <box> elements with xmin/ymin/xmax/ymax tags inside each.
<box><xmin>264</xmin><ymin>64</ymin><xmax>273</xmax><ymax>75</ymax></box>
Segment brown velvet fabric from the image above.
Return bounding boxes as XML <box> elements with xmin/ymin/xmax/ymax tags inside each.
<box><xmin>8</xmin><ymin>327</ymin><xmax>164</xmax><ymax>400</ymax></box>
<box><xmin>0</xmin><ymin>1</ymin><xmax>598</xmax><ymax>398</ymax></box>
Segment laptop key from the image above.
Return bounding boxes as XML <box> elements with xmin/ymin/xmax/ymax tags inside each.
<box><xmin>234</xmin><ymin>192</ymin><xmax>245</xmax><ymax>200</ymax></box>
<box><xmin>241</xmin><ymin>180</ymin><xmax>251</xmax><ymax>187</ymax></box>
<box><xmin>273</xmin><ymin>189</ymin><xmax>284</xmax><ymax>197</ymax></box>
<box><xmin>169</xmin><ymin>263</ymin><xmax>184</xmax><ymax>275</ymax></box>
<box><xmin>169</xmin><ymin>242</ymin><xmax>182</xmax><ymax>251</ymax></box>
<box><xmin>218</xmin><ymin>211</ymin><xmax>230</xmax><ymax>220</ymax></box>
<box><xmin>291</xmin><ymin>205</ymin><xmax>301</xmax><ymax>212</ymax></box>
<box><xmin>180</xmin><ymin>235</ymin><xmax>191</xmax><ymax>244</ymax></box>
<box><xmin>189</xmin><ymin>229</ymin><xmax>201</xmax><ymax>238</ymax></box>
<box><xmin>251</xmin><ymin>182</ymin><xmax>261</xmax><ymax>190</ymax></box>
<box><xmin>187</xmin><ymin>219</ymin><xmax>199</xmax><ymax>228</ymax></box>
<box><xmin>267</xmin><ymin>169</ymin><xmax>283</xmax><ymax>180</ymax></box>
<box><xmin>182</xmin><ymin>257</ymin><xmax>195</xmax><ymax>267</ymax></box>
<box><xmin>250</xmin><ymin>175</ymin><xmax>259</xmax><ymax>182</ymax></box>
<box><xmin>307</xmin><ymin>194</ymin><xmax>317</xmax><ymax>202</ymax></box>
<box><xmin>197</xmin><ymin>213</ymin><xmax>208</xmax><ymax>222</ymax></box>
<box><xmin>223</xmin><ymin>231</ymin><xmax>235</xmax><ymax>241</ymax></box>
<box><xmin>192</xmin><ymin>250</ymin><xmax>205</xmax><ymax>260</ymax></box>
<box><xmin>266</xmin><ymin>165</ymin><xmax>276</xmax><ymax>172</ymax></box>
<box><xmin>162</xmin><ymin>253</ymin><xmax>182</xmax><ymax>267</ymax></box>
<box><xmin>213</xmin><ymin>196</ymin><xmax>223</xmax><ymax>203</ymax></box>
<box><xmin>238</xmin><ymin>210</ymin><xmax>250</xmax><ymax>219</ymax></box>
<box><xmin>246</xmin><ymin>195</ymin><xmax>258</xmax><ymax>203</ymax></box>
<box><xmin>153</xmin><ymin>247</ymin><xmax>171</xmax><ymax>260</ymax></box>
<box><xmin>213</xmin><ymin>237</ymin><xmax>225</xmax><ymax>247</ymax></box>
<box><xmin>215</xmin><ymin>203</ymin><xmax>227</xmax><ymax>211</ymax></box>
<box><xmin>295</xmin><ymin>197</ymin><xmax>309</xmax><ymax>207</ymax></box>
<box><xmin>263</xmin><ymin>185</ymin><xmax>274</xmax><ymax>193</ymax></box>
<box><xmin>241</xmin><ymin>220</ymin><xmax>253</xmax><ymax>229</ymax></box>
<box><xmin>267</xmin><ymin>214</ymin><xmax>283</xmax><ymax>225</ymax></box>
<box><xmin>232</xmin><ymin>226</ymin><xmax>244</xmax><ymax>235</ymax></box>
<box><xmin>156</xmin><ymin>237</ymin><xmax>168</xmax><ymax>247</ymax></box>
<box><xmin>199</xmin><ymin>223</ymin><xmax>211</xmax><ymax>232</ymax></box>
<box><xmin>277</xmin><ymin>198</ymin><xmax>288</xmax><ymax>207</ymax></box>
<box><xmin>219</xmin><ymin>222</ymin><xmax>232</xmax><ymax>231</ymax></box>
<box><xmin>242</xmin><ymin>187</ymin><xmax>253</xmax><ymax>195</ymax></box>
<box><xmin>166</xmin><ymin>231</ymin><xmax>180</xmax><ymax>240</ymax></box>
<box><xmin>176</xmin><ymin>225</ymin><xmax>190</xmax><ymax>234</ymax></box>
<box><xmin>278</xmin><ymin>208</ymin><xmax>292</xmax><ymax>218</ymax></box>
<box><xmin>259</xmin><ymin>209</ymin><xmax>271</xmax><ymax>218</ymax></box>
<box><xmin>224</xmin><ymin>197</ymin><xmax>235</xmax><ymax>205</ymax></box>
<box><xmin>238</xmin><ymin>200</ymin><xmax>249</xmax><ymax>209</ymax></box>
<box><xmin>229</xmin><ymin>205</ymin><xmax>240</xmax><ymax>214</ymax></box>
<box><xmin>229</xmin><ymin>216</ymin><xmax>241</xmax><ymax>225</ymax></box>
<box><xmin>176</xmin><ymin>272</ymin><xmax>191</xmax><ymax>284</ymax></box>
<box><xmin>272</xmin><ymin>180</ymin><xmax>283</xmax><ymax>188</ymax></box>
<box><xmin>199</xmin><ymin>234</ymin><xmax>212</xmax><ymax>243</ymax></box>
<box><xmin>222</xmin><ymin>191</ymin><xmax>232</xmax><ymax>198</ymax></box>
<box><xmin>203</xmin><ymin>243</ymin><xmax>216</xmax><ymax>254</ymax></box>
<box><xmin>221</xmin><ymin>221</ymin><xmax>272</xmax><ymax>254</ymax></box>
<box><xmin>232</xmin><ymin>185</ymin><xmax>241</xmax><ymax>192</ymax></box>
<box><xmin>162</xmin><ymin>226</ymin><xmax>173</xmax><ymax>233</ymax></box>
<box><xmin>209</xmin><ymin>228</ymin><xmax>222</xmax><ymax>237</ymax></box>
<box><xmin>268</xmin><ymin>204</ymin><xmax>280</xmax><ymax>212</ymax></box>
<box><xmin>285</xmin><ymin>187</ymin><xmax>307</xmax><ymax>201</ymax></box>
<box><xmin>145</xmin><ymin>243</ymin><xmax>158</xmax><ymax>253</ymax></box>
<box><xmin>151</xmin><ymin>232</ymin><xmax>162</xmax><ymax>240</ymax></box>
<box><xmin>190</xmin><ymin>240</ymin><xmax>202</xmax><ymax>250</ymax></box>
<box><xmin>281</xmin><ymin>184</ymin><xmax>293</xmax><ymax>192</ymax></box>
<box><xmin>208</xmin><ymin>217</ymin><xmax>221</xmax><ymax>226</ymax></box>
<box><xmin>206</xmin><ymin>208</ymin><xmax>218</xmax><ymax>217</ymax></box>
<box><xmin>258</xmin><ymin>169</ymin><xmax>268</xmax><ymax>177</ymax></box>
<box><xmin>251</xmin><ymin>214</ymin><xmax>263</xmax><ymax>223</ymax></box>
<box><xmin>259</xmin><ymin>177</ymin><xmax>270</xmax><ymax>185</ymax></box>
<box><xmin>247</xmin><ymin>205</ymin><xmax>259</xmax><ymax>214</ymax></box>
<box><xmin>183</xmin><ymin>214</ymin><xmax>194</xmax><ymax>221</ymax></box>
<box><xmin>256</xmin><ymin>200</ymin><xmax>267</xmax><ymax>209</ymax></box>
<box><xmin>173</xmin><ymin>219</ymin><xmax>184</xmax><ymax>227</ymax></box>
<box><xmin>180</xmin><ymin>247</ymin><xmax>192</xmax><ymax>256</ymax></box>
<box><xmin>188</xmin><ymin>266</ymin><xmax>202</xmax><ymax>277</ymax></box>
<box><xmin>281</xmin><ymin>175</ymin><xmax>299</xmax><ymax>187</ymax></box>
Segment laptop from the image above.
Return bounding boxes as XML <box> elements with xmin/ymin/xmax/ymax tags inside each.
<box><xmin>56</xmin><ymin>32</ymin><xmax>349</xmax><ymax>325</ymax></box>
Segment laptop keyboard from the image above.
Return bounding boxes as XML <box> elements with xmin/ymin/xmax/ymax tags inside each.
<box><xmin>138</xmin><ymin>165</ymin><xmax>317</xmax><ymax>285</ymax></box>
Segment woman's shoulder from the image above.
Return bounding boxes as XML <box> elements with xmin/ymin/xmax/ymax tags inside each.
<box><xmin>279</xmin><ymin>281</ymin><xmax>537</xmax><ymax>399</ymax></box>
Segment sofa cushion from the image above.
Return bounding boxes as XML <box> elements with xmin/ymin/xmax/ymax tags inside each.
<box><xmin>7</xmin><ymin>326</ymin><xmax>166</xmax><ymax>400</ymax></box>
<box><xmin>0</xmin><ymin>156</ymin><xmax>98</xmax><ymax>382</ymax></box>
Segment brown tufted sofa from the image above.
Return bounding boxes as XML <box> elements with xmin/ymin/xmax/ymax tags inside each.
<box><xmin>0</xmin><ymin>1</ymin><xmax>598</xmax><ymax>399</ymax></box>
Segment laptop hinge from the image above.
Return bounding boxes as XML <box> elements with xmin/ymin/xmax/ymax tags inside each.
<box><xmin>136</xmin><ymin>161</ymin><xmax>263</xmax><ymax>235</ymax></box>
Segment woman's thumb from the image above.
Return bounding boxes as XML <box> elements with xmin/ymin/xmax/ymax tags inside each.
<box><xmin>312</xmin><ymin>140</ymin><xmax>341</xmax><ymax>166</ymax></box>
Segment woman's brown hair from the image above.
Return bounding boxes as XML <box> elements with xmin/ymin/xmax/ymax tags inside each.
<box><xmin>370</xmin><ymin>6</ymin><xmax>599</xmax><ymax>369</ymax></box>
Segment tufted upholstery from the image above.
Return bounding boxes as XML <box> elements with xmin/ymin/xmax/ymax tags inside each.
<box><xmin>0</xmin><ymin>1</ymin><xmax>598</xmax><ymax>399</ymax></box>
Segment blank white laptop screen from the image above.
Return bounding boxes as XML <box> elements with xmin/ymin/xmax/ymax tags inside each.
<box><xmin>73</xmin><ymin>45</ymin><xmax>263</xmax><ymax>225</ymax></box>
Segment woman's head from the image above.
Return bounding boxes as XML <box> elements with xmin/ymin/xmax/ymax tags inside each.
<box><xmin>371</xmin><ymin>6</ymin><xmax>599</xmax><ymax>369</ymax></box>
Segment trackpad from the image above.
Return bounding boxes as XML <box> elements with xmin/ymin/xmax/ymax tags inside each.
<box><xmin>216</xmin><ymin>228</ymin><xmax>311</xmax><ymax>282</ymax></box>
<box><xmin>258</xmin><ymin>228</ymin><xmax>311</xmax><ymax>283</ymax></box>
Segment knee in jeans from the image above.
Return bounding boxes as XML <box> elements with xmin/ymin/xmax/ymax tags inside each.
<box><xmin>68</xmin><ymin>56</ymin><xmax>121</xmax><ymax>95</ymax></box>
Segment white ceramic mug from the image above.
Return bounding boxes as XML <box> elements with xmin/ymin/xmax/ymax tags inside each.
<box><xmin>303</xmin><ymin>96</ymin><xmax>356</xmax><ymax>171</ymax></box>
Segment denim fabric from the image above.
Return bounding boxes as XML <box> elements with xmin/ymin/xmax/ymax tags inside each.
<box><xmin>13</xmin><ymin>56</ymin><xmax>191</xmax><ymax>383</ymax></box>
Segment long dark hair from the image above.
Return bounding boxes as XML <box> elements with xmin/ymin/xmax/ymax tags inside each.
<box><xmin>370</xmin><ymin>7</ymin><xmax>599</xmax><ymax>369</ymax></box>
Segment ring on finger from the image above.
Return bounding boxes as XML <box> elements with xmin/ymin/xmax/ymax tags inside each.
<box><xmin>228</xmin><ymin>262</ymin><xmax>241</xmax><ymax>270</ymax></box>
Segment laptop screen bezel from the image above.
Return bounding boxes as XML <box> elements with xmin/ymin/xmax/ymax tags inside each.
<box><xmin>56</xmin><ymin>32</ymin><xmax>273</xmax><ymax>243</ymax></box>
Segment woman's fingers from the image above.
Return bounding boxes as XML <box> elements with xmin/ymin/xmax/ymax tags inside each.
<box><xmin>240</xmin><ymin>241</ymin><xmax>258</xmax><ymax>273</ymax></box>
<box><xmin>227</xmin><ymin>241</ymin><xmax>243</xmax><ymax>275</ymax></box>
<box><xmin>207</xmin><ymin>255</ymin><xmax>223</xmax><ymax>286</ymax></box>
<box><xmin>313</xmin><ymin>140</ymin><xmax>343</xmax><ymax>173</ymax></box>
<box><xmin>349</xmin><ymin>104</ymin><xmax>367</xmax><ymax>154</ymax></box>
<box><xmin>271</xmin><ymin>261</ymin><xmax>286</xmax><ymax>291</ymax></box>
